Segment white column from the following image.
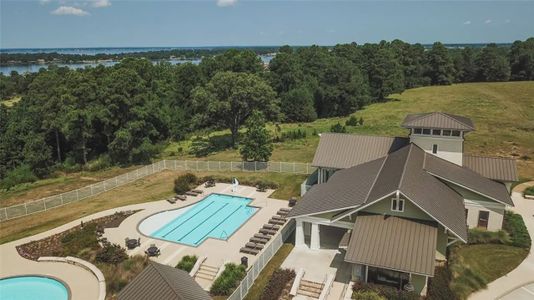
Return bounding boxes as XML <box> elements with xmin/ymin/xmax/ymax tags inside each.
<box><xmin>310</xmin><ymin>223</ymin><xmax>320</xmax><ymax>250</ymax></box>
<box><xmin>295</xmin><ymin>219</ymin><xmax>305</xmax><ymax>248</ymax></box>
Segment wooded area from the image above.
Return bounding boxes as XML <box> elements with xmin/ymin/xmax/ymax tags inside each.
<box><xmin>1</xmin><ymin>39</ymin><xmax>533</xmax><ymax>187</ymax></box>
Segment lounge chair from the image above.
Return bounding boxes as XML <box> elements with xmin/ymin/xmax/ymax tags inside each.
<box><xmin>272</xmin><ymin>215</ymin><xmax>286</xmax><ymax>221</ymax></box>
<box><xmin>259</xmin><ymin>228</ymin><xmax>277</xmax><ymax>235</ymax></box>
<box><xmin>240</xmin><ymin>247</ymin><xmax>260</xmax><ymax>255</ymax></box>
<box><xmin>205</xmin><ymin>180</ymin><xmax>216</xmax><ymax>188</ymax></box>
<box><xmin>191</xmin><ymin>189</ymin><xmax>203</xmax><ymax>194</ymax></box>
<box><xmin>280</xmin><ymin>208</ymin><xmax>291</xmax><ymax>213</ymax></box>
<box><xmin>167</xmin><ymin>198</ymin><xmax>177</xmax><ymax>204</ymax></box>
<box><xmin>185</xmin><ymin>191</ymin><xmax>198</xmax><ymax>196</ymax></box>
<box><xmin>277</xmin><ymin>210</ymin><xmax>289</xmax><ymax>217</ymax></box>
<box><xmin>268</xmin><ymin>218</ymin><xmax>285</xmax><ymax>226</ymax></box>
<box><xmin>254</xmin><ymin>233</ymin><xmax>271</xmax><ymax>241</ymax></box>
<box><xmin>263</xmin><ymin>224</ymin><xmax>280</xmax><ymax>230</ymax></box>
<box><xmin>250</xmin><ymin>237</ymin><xmax>268</xmax><ymax>244</ymax></box>
<box><xmin>245</xmin><ymin>242</ymin><xmax>264</xmax><ymax>250</ymax></box>
<box><xmin>176</xmin><ymin>195</ymin><xmax>187</xmax><ymax>201</ymax></box>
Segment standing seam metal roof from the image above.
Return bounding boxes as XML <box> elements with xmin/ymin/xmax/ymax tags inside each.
<box><xmin>401</xmin><ymin>112</ymin><xmax>475</xmax><ymax>131</ymax></box>
<box><xmin>463</xmin><ymin>155</ymin><xmax>518</xmax><ymax>182</ymax></box>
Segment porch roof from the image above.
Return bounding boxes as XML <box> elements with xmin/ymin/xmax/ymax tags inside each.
<box><xmin>344</xmin><ymin>214</ymin><xmax>437</xmax><ymax>277</ymax></box>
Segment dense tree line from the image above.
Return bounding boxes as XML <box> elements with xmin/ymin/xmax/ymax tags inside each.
<box><xmin>1</xmin><ymin>38</ymin><xmax>533</xmax><ymax>185</ymax></box>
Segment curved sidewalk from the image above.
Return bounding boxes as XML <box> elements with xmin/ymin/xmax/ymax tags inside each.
<box><xmin>469</xmin><ymin>182</ymin><xmax>534</xmax><ymax>300</ymax></box>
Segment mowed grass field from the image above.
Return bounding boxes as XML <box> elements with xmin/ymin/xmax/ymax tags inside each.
<box><xmin>0</xmin><ymin>170</ymin><xmax>305</xmax><ymax>244</ymax></box>
<box><xmin>163</xmin><ymin>82</ymin><xmax>534</xmax><ymax>179</ymax></box>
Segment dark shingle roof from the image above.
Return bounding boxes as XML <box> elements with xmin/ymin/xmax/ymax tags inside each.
<box><xmin>118</xmin><ymin>262</ymin><xmax>211</xmax><ymax>300</ymax></box>
<box><xmin>345</xmin><ymin>215</ymin><xmax>438</xmax><ymax>276</ymax></box>
<box><xmin>311</xmin><ymin>133</ymin><xmax>409</xmax><ymax>169</ymax></box>
<box><xmin>402</xmin><ymin>112</ymin><xmax>475</xmax><ymax>131</ymax></box>
<box><xmin>463</xmin><ymin>155</ymin><xmax>518</xmax><ymax>182</ymax></box>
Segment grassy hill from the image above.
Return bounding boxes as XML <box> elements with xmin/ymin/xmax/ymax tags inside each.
<box><xmin>163</xmin><ymin>81</ymin><xmax>534</xmax><ymax>179</ymax></box>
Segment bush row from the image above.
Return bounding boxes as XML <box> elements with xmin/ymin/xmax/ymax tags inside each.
<box><xmin>503</xmin><ymin>210</ymin><xmax>531</xmax><ymax>248</ymax></box>
<box><xmin>260</xmin><ymin>268</ymin><xmax>296</xmax><ymax>300</ymax></box>
<box><xmin>210</xmin><ymin>263</ymin><xmax>247</xmax><ymax>296</ymax></box>
<box><xmin>175</xmin><ymin>255</ymin><xmax>198</xmax><ymax>272</ymax></box>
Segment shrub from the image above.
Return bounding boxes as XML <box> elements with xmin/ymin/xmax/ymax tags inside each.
<box><xmin>176</xmin><ymin>255</ymin><xmax>198</xmax><ymax>272</ymax></box>
<box><xmin>346</xmin><ymin>115</ymin><xmax>359</xmax><ymax>126</ymax></box>
<box><xmin>468</xmin><ymin>229</ymin><xmax>510</xmax><ymax>245</ymax></box>
<box><xmin>85</xmin><ymin>155</ymin><xmax>112</xmax><ymax>172</ymax></box>
<box><xmin>503</xmin><ymin>210</ymin><xmax>531</xmax><ymax>248</ymax></box>
<box><xmin>210</xmin><ymin>263</ymin><xmax>246</xmax><ymax>296</ymax></box>
<box><xmin>96</xmin><ymin>243</ymin><xmax>128</xmax><ymax>265</ymax></box>
<box><xmin>524</xmin><ymin>186</ymin><xmax>534</xmax><ymax>196</ymax></box>
<box><xmin>0</xmin><ymin>164</ymin><xmax>37</xmax><ymax>191</ymax></box>
<box><xmin>353</xmin><ymin>290</ymin><xmax>385</xmax><ymax>300</ymax></box>
<box><xmin>174</xmin><ymin>173</ymin><xmax>198</xmax><ymax>194</ymax></box>
<box><xmin>280</xmin><ymin>129</ymin><xmax>307</xmax><ymax>141</ymax></box>
<box><xmin>61</xmin><ymin>223</ymin><xmax>99</xmax><ymax>256</ymax></box>
<box><xmin>359</xmin><ymin>117</ymin><xmax>364</xmax><ymax>126</ymax></box>
<box><xmin>260</xmin><ymin>268</ymin><xmax>296</xmax><ymax>300</ymax></box>
<box><xmin>427</xmin><ymin>266</ymin><xmax>457</xmax><ymax>300</ymax></box>
<box><xmin>330</xmin><ymin>122</ymin><xmax>347</xmax><ymax>133</ymax></box>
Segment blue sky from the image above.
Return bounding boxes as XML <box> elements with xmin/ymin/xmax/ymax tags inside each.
<box><xmin>1</xmin><ymin>0</ymin><xmax>533</xmax><ymax>48</ymax></box>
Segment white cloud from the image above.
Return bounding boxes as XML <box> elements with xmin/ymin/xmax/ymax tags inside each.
<box><xmin>91</xmin><ymin>0</ymin><xmax>111</xmax><ymax>8</ymax></box>
<box><xmin>51</xmin><ymin>6</ymin><xmax>90</xmax><ymax>16</ymax></box>
<box><xmin>484</xmin><ymin>19</ymin><xmax>492</xmax><ymax>24</ymax></box>
<box><xmin>217</xmin><ymin>0</ymin><xmax>237</xmax><ymax>7</ymax></box>
<box><xmin>463</xmin><ymin>20</ymin><xmax>471</xmax><ymax>25</ymax></box>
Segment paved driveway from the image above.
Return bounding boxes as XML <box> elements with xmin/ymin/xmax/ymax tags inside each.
<box><xmin>500</xmin><ymin>283</ymin><xmax>534</xmax><ymax>300</ymax></box>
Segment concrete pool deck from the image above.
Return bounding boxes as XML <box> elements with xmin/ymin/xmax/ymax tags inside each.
<box><xmin>1</xmin><ymin>182</ymin><xmax>290</xmax><ymax>298</ymax></box>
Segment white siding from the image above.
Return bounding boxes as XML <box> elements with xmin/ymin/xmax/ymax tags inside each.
<box><xmin>465</xmin><ymin>199</ymin><xmax>505</xmax><ymax>231</ymax></box>
<box><xmin>410</xmin><ymin>135</ymin><xmax>463</xmax><ymax>165</ymax></box>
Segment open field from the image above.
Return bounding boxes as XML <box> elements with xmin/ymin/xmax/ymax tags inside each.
<box><xmin>162</xmin><ymin>82</ymin><xmax>534</xmax><ymax>179</ymax></box>
<box><xmin>0</xmin><ymin>165</ymin><xmax>140</xmax><ymax>207</ymax></box>
<box><xmin>0</xmin><ymin>170</ymin><xmax>305</xmax><ymax>244</ymax></box>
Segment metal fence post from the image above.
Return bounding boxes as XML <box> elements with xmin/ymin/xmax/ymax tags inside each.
<box><xmin>279</xmin><ymin>161</ymin><xmax>282</xmax><ymax>172</ymax></box>
<box><xmin>76</xmin><ymin>190</ymin><xmax>79</xmax><ymax>201</ymax></box>
<box><xmin>254</xmin><ymin>161</ymin><xmax>257</xmax><ymax>172</ymax></box>
<box><xmin>24</xmin><ymin>203</ymin><xmax>28</xmax><ymax>215</ymax></box>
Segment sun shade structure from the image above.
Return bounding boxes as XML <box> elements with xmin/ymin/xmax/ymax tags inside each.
<box><xmin>118</xmin><ymin>261</ymin><xmax>211</xmax><ymax>300</ymax></box>
<box><xmin>463</xmin><ymin>155</ymin><xmax>518</xmax><ymax>182</ymax></box>
<box><xmin>345</xmin><ymin>215</ymin><xmax>438</xmax><ymax>276</ymax></box>
<box><xmin>312</xmin><ymin>133</ymin><xmax>409</xmax><ymax>169</ymax></box>
<box><xmin>401</xmin><ymin>112</ymin><xmax>475</xmax><ymax>131</ymax></box>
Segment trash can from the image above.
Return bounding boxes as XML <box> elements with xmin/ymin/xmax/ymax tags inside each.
<box><xmin>241</xmin><ymin>256</ymin><xmax>248</xmax><ymax>268</ymax></box>
<box><xmin>289</xmin><ymin>197</ymin><xmax>297</xmax><ymax>207</ymax></box>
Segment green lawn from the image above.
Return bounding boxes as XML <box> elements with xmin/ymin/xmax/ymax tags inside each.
<box><xmin>161</xmin><ymin>82</ymin><xmax>534</xmax><ymax>179</ymax></box>
<box><xmin>449</xmin><ymin>244</ymin><xmax>529</xmax><ymax>299</ymax></box>
<box><xmin>244</xmin><ymin>243</ymin><xmax>294</xmax><ymax>300</ymax></box>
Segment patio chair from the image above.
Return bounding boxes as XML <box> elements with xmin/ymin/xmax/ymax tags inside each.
<box><xmin>240</xmin><ymin>247</ymin><xmax>259</xmax><ymax>255</ymax></box>
<box><xmin>185</xmin><ymin>191</ymin><xmax>198</xmax><ymax>196</ymax></box>
<box><xmin>167</xmin><ymin>198</ymin><xmax>177</xmax><ymax>204</ymax></box>
<box><xmin>263</xmin><ymin>224</ymin><xmax>280</xmax><ymax>230</ymax></box>
<box><xmin>145</xmin><ymin>244</ymin><xmax>160</xmax><ymax>257</ymax></box>
<box><xmin>191</xmin><ymin>189</ymin><xmax>203</xmax><ymax>194</ymax></box>
<box><xmin>279</xmin><ymin>208</ymin><xmax>292</xmax><ymax>213</ymax></box>
<box><xmin>259</xmin><ymin>228</ymin><xmax>277</xmax><ymax>235</ymax></box>
<box><xmin>176</xmin><ymin>195</ymin><xmax>187</xmax><ymax>201</ymax></box>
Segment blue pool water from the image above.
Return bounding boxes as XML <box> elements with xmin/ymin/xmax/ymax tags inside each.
<box><xmin>0</xmin><ymin>276</ymin><xmax>69</xmax><ymax>300</ymax></box>
<box><xmin>149</xmin><ymin>194</ymin><xmax>257</xmax><ymax>246</ymax></box>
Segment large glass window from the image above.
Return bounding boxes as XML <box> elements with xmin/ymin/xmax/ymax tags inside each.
<box><xmin>452</xmin><ymin>130</ymin><xmax>461</xmax><ymax>137</ymax></box>
<box><xmin>367</xmin><ymin>267</ymin><xmax>409</xmax><ymax>290</ymax></box>
<box><xmin>478</xmin><ymin>211</ymin><xmax>489</xmax><ymax>229</ymax></box>
<box><xmin>391</xmin><ymin>198</ymin><xmax>404</xmax><ymax>212</ymax></box>
<box><xmin>422</xmin><ymin>128</ymin><xmax>431</xmax><ymax>135</ymax></box>
<box><xmin>442</xmin><ymin>130</ymin><xmax>452</xmax><ymax>136</ymax></box>
<box><xmin>432</xmin><ymin>129</ymin><xmax>441</xmax><ymax>135</ymax></box>
<box><xmin>414</xmin><ymin>128</ymin><xmax>422</xmax><ymax>134</ymax></box>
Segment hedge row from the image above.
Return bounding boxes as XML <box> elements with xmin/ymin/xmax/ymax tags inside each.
<box><xmin>210</xmin><ymin>263</ymin><xmax>246</xmax><ymax>296</ymax></box>
<box><xmin>503</xmin><ymin>210</ymin><xmax>531</xmax><ymax>248</ymax></box>
<box><xmin>260</xmin><ymin>268</ymin><xmax>295</xmax><ymax>300</ymax></box>
<box><xmin>175</xmin><ymin>255</ymin><xmax>198</xmax><ymax>273</ymax></box>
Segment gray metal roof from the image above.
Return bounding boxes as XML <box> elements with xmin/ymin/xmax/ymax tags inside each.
<box><xmin>311</xmin><ymin>133</ymin><xmax>409</xmax><ymax>169</ymax></box>
<box><xmin>463</xmin><ymin>155</ymin><xmax>518</xmax><ymax>182</ymax></box>
<box><xmin>401</xmin><ymin>112</ymin><xmax>475</xmax><ymax>131</ymax></box>
<box><xmin>345</xmin><ymin>215</ymin><xmax>437</xmax><ymax>276</ymax></box>
<box><xmin>425</xmin><ymin>154</ymin><xmax>514</xmax><ymax>206</ymax></box>
<box><xmin>118</xmin><ymin>262</ymin><xmax>211</xmax><ymax>300</ymax></box>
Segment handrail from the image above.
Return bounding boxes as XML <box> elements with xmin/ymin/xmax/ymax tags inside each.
<box><xmin>290</xmin><ymin>268</ymin><xmax>305</xmax><ymax>296</ymax></box>
<box><xmin>318</xmin><ymin>273</ymin><xmax>336</xmax><ymax>300</ymax></box>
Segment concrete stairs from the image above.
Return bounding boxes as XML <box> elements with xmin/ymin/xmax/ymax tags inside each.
<box><xmin>194</xmin><ymin>263</ymin><xmax>219</xmax><ymax>281</ymax></box>
<box><xmin>297</xmin><ymin>279</ymin><xmax>324</xmax><ymax>299</ymax></box>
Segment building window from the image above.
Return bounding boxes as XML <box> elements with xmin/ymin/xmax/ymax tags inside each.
<box><xmin>422</xmin><ymin>128</ymin><xmax>431</xmax><ymax>135</ymax></box>
<box><xmin>452</xmin><ymin>130</ymin><xmax>461</xmax><ymax>137</ymax></box>
<box><xmin>391</xmin><ymin>198</ymin><xmax>404</xmax><ymax>212</ymax></box>
<box><xmin>432</xmin><ymin>129</ymin><xmax>441</xmax><ymax>135</ymax></box>
<box><xmin>442</xmin><ymin>130</ymin><xmax>451</xmax><ymax>136</ymax></box>
<box><xmin>477</xmin><ymin>211</ymin><xmax>489</xmax><ymax>229</ymax></box>
<box><xmin>432</xmin><ymin>144</ymin><xmax>438</xmax><ymax>154</ymax></box>
<box><xmin>414</xmin><ymin>128</ymin><xmax>422</xmax><ymax>134</ymax></box>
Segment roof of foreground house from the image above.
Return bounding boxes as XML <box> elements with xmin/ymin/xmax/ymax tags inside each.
<box><xmin>311</xmin><ymin>133</ymin><xmax>409</xmax><ymax>169</ymax></box>
<box><xmin>345</xmin><ymin>215</ymin><xmax>438</xmax><ymax>276</ymax></box>
<box><xmin>289</xmin><ymin>143</ymin><xmax>515</xmax><ymax>242</ymax></box>
<box><xmin>118</xmin><ymin>262</ymin><xmax>211</xmax><ymax>300</ymax></box>
<box><xmin>463</xmin><ymin>155</ymin><xmax>518</xmax><ymax>182</ymax></box>
<box><xmin>401</xmin><ymin>112</ymin><xmax>475</xmax><ymax>131</ymax></box>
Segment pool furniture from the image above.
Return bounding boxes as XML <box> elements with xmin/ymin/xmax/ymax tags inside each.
<box><xmin>176</xmin><ymin>195</ymin><xmax>187</xmax><ymax>201</ymax></box>
<box><xmin>125</xmin><ymin>238</ymin><xmax>140</xmax><ymax>249</ymax></box>
<box><xmin>289</xmin><ymin>197</ymin><xmax>297</xmax><ymax>207</ymax></box>
<box><xmin>268</xmin><ymin>218</ymin><xmax>285</xmax><ymax>225</ymax></box>
<box><xmin>205</xmin><ymin>179</ymin><xmax>216</xmax><ymax>188</ymax></box>
<box><xmin>191</xmin><ymin>189</ymin><xmax>203</xmax><ymax>194</ymax></box>
<box><xmin>245</xmin><ymin>242</ymin><xmax>264</xmax><ymax>250</ymax></box>
<box><xmin>250</xmin><ymin>237</ymin><xmax>268</xmax><ymax>244</ymax></box>
<box><xmin>145</xmin><ymin>244</ymin><xmax>160</xmax><ymax>257</ymax></box>
<box><xmin>254</xmin><ymin>233</ymin><xmax>271</xmax><ymax>241</ymax></box>
<box><xmin>263</xmin><ymin>224</ymin><xmax>280</xmax><ymax>230</ymax></box>
<box><xmin>185</xmin><ymin>191</ymin><xmax>198</xmax><ymax>196</ymax></box>
<box><xmin>272</xmin><ymin>215</ymin><xmax>286</xmax><ymax>221</ymax></box>
<box><xmin>240</xmin><ymin>247</ymin><xmax>259</xmax><ymax>255</ymax></box>
<box><xmin>167</xmin><ymin>198</ymin><xmax>177</xmax><ymax>204</ymax></box>
<box><xmin>259</xmin><ymin>228</ymin><xmax>277</xmax><ymax>235</ymax></box>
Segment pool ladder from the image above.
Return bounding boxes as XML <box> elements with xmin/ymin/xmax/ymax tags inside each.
<box><xmin>220</xmin><ymin>230</ymin><xmax>228</xmax><ymax>239</ymax></box>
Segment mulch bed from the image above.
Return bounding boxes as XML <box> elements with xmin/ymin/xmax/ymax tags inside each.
<box><xmin>16</xmin><ymin>210</ymin><xmax>139</xmax><ymax>261</ymax></box>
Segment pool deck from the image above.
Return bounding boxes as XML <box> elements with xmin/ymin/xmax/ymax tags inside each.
<box><xmin>104</xmin><ymin>183</ymin><xmax>288</xmax><ymax>272</ymax></box>
<box><xmin>0</xmin><ymin>183</ymin><xmax>290</xmax><ymax>298</ymax></box>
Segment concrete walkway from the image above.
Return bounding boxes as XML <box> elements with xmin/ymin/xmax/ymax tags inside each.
<box><xmin>470</xmin><ymin>181</ymin><xmax>534</xmax><ymax>300</ymax></box>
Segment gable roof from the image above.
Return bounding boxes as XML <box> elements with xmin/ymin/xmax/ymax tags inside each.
<box><xmin>312</xmin><ymin>133</ymin><xmax>409</xmax><ymax>169</ymax></box>
<box><xmin>290</xmin><ymin>144</ymin><xmax>470</xmax><ymax>241</ymax></box>
<box><xmin>463</xmin><ymin>155</ymin><xmax>518</xmax><ymax>182</ymax></box>
<box><xmin>402</xmin><ymin>112</ymin><xmax>475</xmax><ymax>131</ymax></box>
<box><xmin>345</xmin><ymin>215</ymin><xmax>438</xmax><ymax>276</ymax></box>
<box><xmin>118</xmin><ymin>262</ymin><xmax>211</xmax><ymax>300</ymax></box>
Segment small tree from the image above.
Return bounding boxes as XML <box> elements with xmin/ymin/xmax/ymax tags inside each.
<box><xmin>240</xmin><ymin>111</ymin><xmax>273</xmax><ymax>162</ymax></box>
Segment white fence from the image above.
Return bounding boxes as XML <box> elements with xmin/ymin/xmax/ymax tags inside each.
<box><xmin>0</xmin><ymin>160</ymin><xmax>314</xmax><ymax>222</ymax></box>
<box><xmin>228</xmin><ymin>219</ymin><xmax>295</xmax><ymax>300</ymax></box>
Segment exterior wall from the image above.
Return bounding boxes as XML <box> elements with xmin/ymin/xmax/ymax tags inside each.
<box><xmin>447</xmin><ymin>183</ymin><xmax>506</xmax><ymax>231</ymax></box>
<box><xmin>410</xmin><ymin>135</ymin><xmax>463</xmax><ymax>165</ymax></box>
<box><xmin>436</xmin><ymin>226</ymin><xmax>448</xmax><ymax>260</ymax></box>
<box><xmin>361</xmin><ymin>196</ymin><xmax>434</xmax><ymax>222</ymax></box>
<box><xmin>317</xmin><ymin>167</ymin><xmax>337</xmax><ymax>184</ymax></box>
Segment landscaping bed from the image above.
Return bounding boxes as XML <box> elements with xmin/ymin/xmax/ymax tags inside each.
<box><xmin>15</xmin><ymin>211</ymin><xmax>147</xmax><ymax>300</ymax></box>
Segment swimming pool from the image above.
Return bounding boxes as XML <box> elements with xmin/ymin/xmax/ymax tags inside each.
<box><xmin>139</xmin><ymin>193</ymin><xmax>258</xmax><ymax>246</ymax></box>
<box><xmin>0</xmin><ymin>276</ymin><xmax>69</xmax><ymax>300</ymax></box>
